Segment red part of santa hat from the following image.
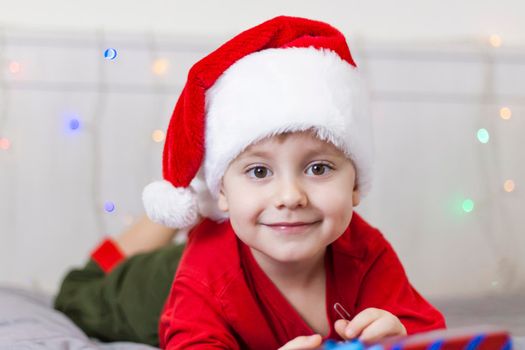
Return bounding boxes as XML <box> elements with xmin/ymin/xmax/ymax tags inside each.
<box><xmin>143</xmin><ymin>16</ymin><xmax>373</xmax><ymax>229</ymax></box>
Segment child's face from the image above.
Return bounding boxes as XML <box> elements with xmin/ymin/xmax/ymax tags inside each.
<box><xmin>218</xmin><ymin>131</ymin><xmax>360</xmax><ymax>263</ymax></box>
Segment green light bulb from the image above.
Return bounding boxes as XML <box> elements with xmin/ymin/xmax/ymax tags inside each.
<box><xmin>477</xmin><ymin>129</ymin><xmax>490</xmax><ymax>144</ymax></box>
<box><xmin>462</xmin><ymin>199</ymin><xmax>475</xmax><ymax>213</ymax></box>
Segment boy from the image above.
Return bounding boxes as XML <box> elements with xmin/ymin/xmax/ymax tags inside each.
<box><xmin>142</xmin><ymin>15</ymin><xmax>445</xmax><ymax>349</ymax></box>
<box><xmin>56</xmin><ymin>16</ymin><xmax>445</xmax><ymax>349</ymax></box>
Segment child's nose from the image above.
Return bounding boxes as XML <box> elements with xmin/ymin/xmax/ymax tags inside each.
<box><xmin>273</xmin><ymin>177</ymin><xmax>308</xmax><ymax>209</ymax></box>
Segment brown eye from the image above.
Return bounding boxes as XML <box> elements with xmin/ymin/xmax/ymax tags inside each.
<box><xmin>248</xmin><ymin>166</ymin><xmax>272</xmax><ymax>179</ymax></box>
<box><xmin>307</xmin><ymin>163</ymin><xmax>332</xmax><ymax>176</ymax></box>
<box><xmin>312</xmin><ymin>164</ymin><xmax>325</xmax><ymax>175</ymax></box>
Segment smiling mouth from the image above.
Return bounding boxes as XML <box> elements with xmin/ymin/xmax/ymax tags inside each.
<box><xmin>265</xmin><ymin>221</ymin><xmax>320</xmax><ymax>227</ymax></box>
<box><xmin>262</xmin><ymin>220</ymin><xmax>321</xmax><ymax>233</ymax></box>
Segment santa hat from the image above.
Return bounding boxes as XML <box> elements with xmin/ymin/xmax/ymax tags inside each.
<box><xmin>143</xmin><ymin>15</ymin><xmax>373</xmax><ymax>229</ymax></box>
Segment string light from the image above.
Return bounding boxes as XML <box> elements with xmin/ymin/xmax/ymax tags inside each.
<box><xmin>152</xmin><ymin>129</ymin><xmax>165</xmax><ymax>143</ymax></box>
<box><xmin>63</xmin><ymin>113</ymin><xmax>82</xmax><ymax>133</ymax></box>
<box><xmin>152</xmin><ymin>58</ymin><xmax>169</xmax><ymax>76</ymax></box>
<box><xmin>69</xmin><ymin>118</ymin><xmax>80</xmax><ymax>131</ymax></box>
<box><xmin>104</xmin><ymin>201</ymin><xmax>116</xmax><ymax>213</ymax></box>
<box><xmin>0</xmin><ymin>29</ymin><xmax>520</xmax><ymax>296</ymax></box>
<box><xmin>8</xmin><ymin>61</ymin><xmax>21</xmax><ymax>74</ymax></box>
<box><xmin>489</xmin><ymin>34</ymin><xmax>502</xmax><ymax>48</ymax></box>
<box><xmin>104</xmin><ymin>48</ymin><xmax>118</xmax><ymax>60</ymax></box>
<box><xmin>462</xmin><ymin>199</ymin><xmax>475</xmax><ymax>213</ymax></box>
<box><xmin>503</xmin><ymin>180</ymin><xmax>515</xmax><ymax>193</ymax></box>
<box><xmin>0</xmin><ymin>137</ymin><xmax>10</xmax><ymax>150</ymax></box>
<box><xmin>476</xmin><ymin>128</ymin><xmax>490</xmax><ymax>144</ymax></box>
<box><xmin>499</xmin><ymin>107</ymin><xmax>512</xmax><ymax>120</ymax></box>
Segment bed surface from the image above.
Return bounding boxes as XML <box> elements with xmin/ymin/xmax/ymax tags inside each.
<box><xmin>1</xmin><ymin>285</ymin><xmax>523</xmax><ymax>349</ymax></box>
<box><xmin>0</xmin><ymin>286</ymin><xmax>159</xmax><ymax>349</ymax></box>
<box><xmin>432</xmin><ymin>294</ymin><xmax>525</xmax><ymax>337</ymax></box>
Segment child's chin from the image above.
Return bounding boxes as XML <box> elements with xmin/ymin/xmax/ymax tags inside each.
<box><xmin>266</xmin><ymin>248</ymin><xmax>318</xmax><ymax>263</ymax></box>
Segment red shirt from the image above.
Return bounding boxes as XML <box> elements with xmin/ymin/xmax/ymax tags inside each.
<box><xmin>159</xmin><ymin>213</ymin><xmax>446</xmax><ymax>349</ymax></box>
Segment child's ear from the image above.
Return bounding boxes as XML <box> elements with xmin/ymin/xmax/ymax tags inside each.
<box><xmin>352</xmin><ymin>187</ymin><xmax>361</xmax><ymax>207</ymax></box>
<box><xmin>217</xmin><ymin>181</ymin><xmax>229</xmax><ymax>212</ymax></box>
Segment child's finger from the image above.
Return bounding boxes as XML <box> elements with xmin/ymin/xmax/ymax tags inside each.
<box><xmin>334</xmin><ymin>319</ymin><xmax>350</xmax><ymax>339</ymax></box>
<box><xmin>343</xmin><ymin>308</ymin><xmax>382</xmax><ymax>339</ymax></box>
<box><xmin>359</xmin><ymin>314</ymin><xmax>407</xmax><ymax>343</ymax></box>
<box><xmin>278</xmin><ymin>334</ymin><xmax>323</xmax><ymax>350</ymax></box>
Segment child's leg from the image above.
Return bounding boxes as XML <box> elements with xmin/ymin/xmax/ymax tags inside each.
<box><xmin>54</xmin><ymin>215</ymin><xmax>184</xmax><ymax>346</ymax></box>
<box><xmin>54</xmin><ymin>243</ymin><xmax>184</xmax><ymax>346</ymax></box>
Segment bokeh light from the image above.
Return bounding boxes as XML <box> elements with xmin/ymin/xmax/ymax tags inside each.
<box><xmin>462</xmin><ymin>199</ymin><xmax>475</xmax><ymax>213</ymax></box>
<box><xmin>152</xmin><ymin>58</ymin><xmax>169</xmax><ymax>76</ymax></box>
<box><xmin>489</xmin><ymin>34</ymin><xmax>502</xmax><ymax>47</ymax></box>
<box><xmin>104</xmin><ymin>48</ymin><xmax>118</xmax><ymax>60</ymax></box>
<box><xmin>8</xmin><ymin>61</ymin><xmax>21</xmax><ymax>74</ymax></box>
<box><xmin>104</xmin><ymin>201</ymin><xmax>116</xmax><ymax>213</ymax></box>
<box><xmin>0</xmin><ymin>138</ymin><xmax>11</xmax><ymax>150</ymax></box>
<box><xmin>499</xmin><ymin>107</ymin><xmax>512</xmax><ymax>120</ymax></box>
<box><xmin>477</xmin><ymin>128</ymin><xmax>490</xmax><ymax>144</ymax></box>
<box><xmin>69</xmin><ymin>118</ymin><xmax>80</xmax><ymax>131</ymax></box>
<box><xmin>152</xmin><ymin>129</ymin><xmax>165</xmax><ymax>143</ymax></box>
<box><xmin>503</xmin><ymin>180</ymin><xmax>515</xmax><ymax>193</ymax></box>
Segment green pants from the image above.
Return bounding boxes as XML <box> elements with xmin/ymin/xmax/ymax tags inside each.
<box><xmin>54</xmin><ymin>244</ymin><xmax>185</xmax><ymax>347</ymax></box>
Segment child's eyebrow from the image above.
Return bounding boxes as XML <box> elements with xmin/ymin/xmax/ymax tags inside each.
<box><xmin>240</xmin><ymin>146</ymin><xmax>344</xmax><ymax>161</ymax></box>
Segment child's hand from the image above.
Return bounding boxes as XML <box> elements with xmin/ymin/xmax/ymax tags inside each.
<box><xmin>278</xmin><ymin>334</ymin><xmax>322</xmax><ymax>350</ymax></box>
<box><xmin>334</xmin><ymin>308</ymin><xmax>406</xmax><ymax>343</ymax></box>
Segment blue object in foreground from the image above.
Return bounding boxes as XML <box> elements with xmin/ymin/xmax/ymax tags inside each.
<box><xmin>324</xmin><ymin>339</ymin><xmax>365</xmax><ymax>350</ymax></box>
<box><xmin>323</xmin><ymin>340</ymin><xmax>339</xmax><ymax>350</ymax></box>
<box><xmin>501</xmin><ymin>338</ymin><xmax>512</xmax><ymax>350</ymax></box>
<box><xmin>341</xmin><ymin>339</ymin><xmax>365</xmax><ymax>350</ymax></box>
<box><xmin>427</xmin><ymin>339</ymin><xmax>444</xmax><ymax>350</ymax></box>
<box><xmin>465</xmin><ymin>334</ymin><xmax>485</xmax><ymax>350</ymax></box>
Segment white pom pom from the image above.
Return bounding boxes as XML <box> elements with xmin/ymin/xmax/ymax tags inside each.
<box><xmin>142</xmin><ymin>180</ymin><xmax>199</xmax><ymax>229</ymax></box>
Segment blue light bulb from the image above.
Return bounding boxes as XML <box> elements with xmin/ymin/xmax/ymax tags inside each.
<box><xmin>104</xmin><ymin>201</ymin><xmax>116</xmax><ymax>213</ymax></box>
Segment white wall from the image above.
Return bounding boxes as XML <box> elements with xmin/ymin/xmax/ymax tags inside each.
<box><xmin>1</xmin><ymin>0</ymin><xmax>525</xmax><ymax>46</ymax></box>
<box><xmin>0</xmin><ymin>2</ymin><xmax>524</xmax><ymax>299</ymax></box>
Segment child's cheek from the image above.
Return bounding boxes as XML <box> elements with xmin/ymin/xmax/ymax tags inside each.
<box><xmin>316</xmin><ymin>186</ymin><xmax>355</xmax><ymax>222</ymax></box>
<box><xmin>229</xmin><ymin>190</ymin><xmax>264</xmax><ymax>223</ymax></box>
